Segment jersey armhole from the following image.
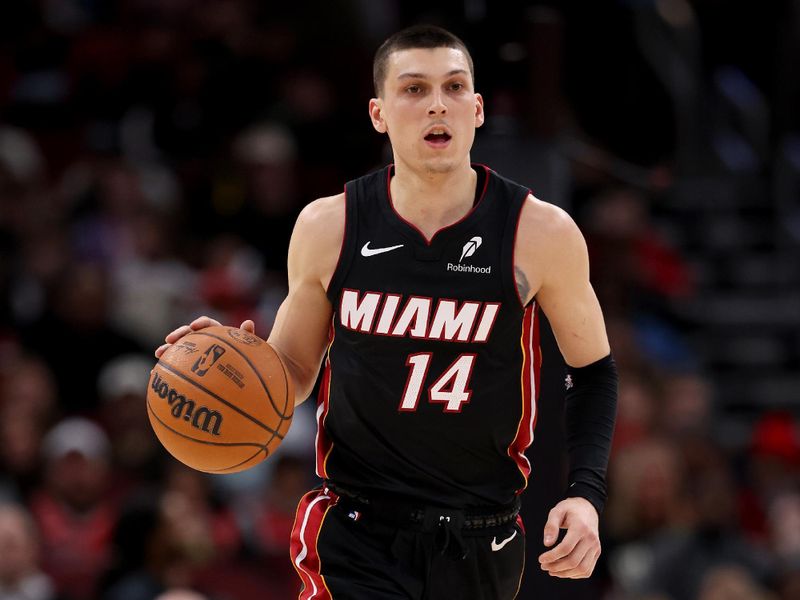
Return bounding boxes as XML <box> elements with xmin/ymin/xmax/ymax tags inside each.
<box><xmin>502</xmin><ymin>189</ymin><xmax>532</xmax><ymax>310</ymax></box>
<box><xmin>325</xmin><ymin>184</ymin><xmax>357</xmax><ymax>303</ymax></box>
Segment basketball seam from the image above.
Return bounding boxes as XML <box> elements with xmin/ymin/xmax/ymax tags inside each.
<box><xmin>204</xmin><ymin>447</ymin><xmax>268</xmax><ymax>473</ymax></box>
<box><xmin>148</xmin><ymin>400</ymin><xmax>270</xmax><ymax>472</ymax></box>
<box><xmin>153</xmin><ymin>362</ymin><xmax>284</xmax><ymax>443</ymax></box>
<box><xmin>147</xmin><ymin>396</ymin><xmax>268</xmax><ymax>449</ymax></box>
<box><xmin>195</xmin><ymin>331</ymin><xmax>292</xmax><ymax>423</ymax></box>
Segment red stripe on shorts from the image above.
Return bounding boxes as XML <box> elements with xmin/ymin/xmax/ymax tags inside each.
<box><xmin>290</xmin><ymin>489</ymin><xmax>334</xmax><ymax>600</ymax></box>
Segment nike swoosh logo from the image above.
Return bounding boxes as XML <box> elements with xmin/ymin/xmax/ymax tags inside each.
<box><xmin>490</xmin><ymin>530</ymin><xmax>517</xmax><ymax>552</ymax></box>
<box><xmin>361</xmin><ymin>242</ymin><xmax>404</xmax><ymax>257</ymax></box>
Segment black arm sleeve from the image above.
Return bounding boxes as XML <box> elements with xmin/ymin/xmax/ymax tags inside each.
<box><xmin>563</xmin><ymin>353</ymin><xmax>618</xmax><ymax>516</ymax></box>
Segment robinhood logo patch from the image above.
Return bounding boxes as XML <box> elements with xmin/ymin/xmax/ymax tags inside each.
<box><xmin>460</xmin><ymin>236</ymin><xmax>482</xmax><ymax>262</ymax></box>
<box><xmin>448</xmin><ymin>236</ymin><xmax>490</xmax><ymax>274</ymax></box>
<box><xmin>151</xmin><ymin>372</ymin><xmax>222</xmax><ymax>436</ymax></box>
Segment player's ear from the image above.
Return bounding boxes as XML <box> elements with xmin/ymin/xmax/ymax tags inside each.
<box><xmin>369</xmin><ymin>98</ymin><xmax>388</xmax><ymax>133</ymax></box>
<box><xmin>474</xmin><ymin>93</ymin><xmax>485</xmax><ymax>129</ymax></box>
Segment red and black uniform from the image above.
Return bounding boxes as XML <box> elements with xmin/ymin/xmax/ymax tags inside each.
<box><xmin>291</xmin><ymin>165</ymin><xmax>539</xmax><ymax>600</ymax></box>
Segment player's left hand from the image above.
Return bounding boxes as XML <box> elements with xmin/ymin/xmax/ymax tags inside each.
<box><xmin>538</xmin><ymin>497</ymin><xmax>600</xmax><ymax>579</ymax></box>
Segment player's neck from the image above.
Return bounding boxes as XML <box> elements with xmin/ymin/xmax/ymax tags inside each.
<box><xmin>389</xmin><ymin>160</ymin><xmax>478</xmax><ymax>236</ymax></box>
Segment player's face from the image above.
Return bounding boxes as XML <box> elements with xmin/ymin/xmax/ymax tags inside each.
<box><xmin>370</xmin><ymin>47</ymin><xmax>484</xmax><ymax>174</ymax></box>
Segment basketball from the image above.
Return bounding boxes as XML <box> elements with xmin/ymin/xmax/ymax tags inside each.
<box><xmin>146</xmin><ymin>326</ymin><xmax>294</xmax><ymax>474</ymax></box>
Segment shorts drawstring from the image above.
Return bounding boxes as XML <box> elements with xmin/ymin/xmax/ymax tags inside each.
<box><xmin>428</xmin><ymin>510</ymin><xmax>468</xmax><ymax>560</ymax></box>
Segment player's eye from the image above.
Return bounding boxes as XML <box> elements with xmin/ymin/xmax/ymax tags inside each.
<box><xmin>450</xmin><ymin>82</ymin><xmax>464</xmax><ymax>91</ymax></box>
<box><xmin>406</xmin><ymin>85</ymin><xmax>422</xmax><ymax>94</ymax></box>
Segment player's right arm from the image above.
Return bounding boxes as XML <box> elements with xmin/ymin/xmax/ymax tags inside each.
<box><xmin>156</xmin><ymin>193</ymin><xmax>344</xmax><ymax>406</ymax></box>
<box><xmin>266</xmin><ymin>194</ymin><xmax>343</xmax><ymax>404</ymax></box>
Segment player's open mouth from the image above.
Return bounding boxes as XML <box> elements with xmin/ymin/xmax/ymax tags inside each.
<box><xmin>424</xmin><ymin>130</ymin><xmax>452</xmax><ymax>147</ymax></box>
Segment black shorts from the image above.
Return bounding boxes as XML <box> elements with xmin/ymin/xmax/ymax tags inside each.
<box><xmin>289</xmin><ymin>486</ymin><xmax>526</xmax><ymax>600</ymax></box>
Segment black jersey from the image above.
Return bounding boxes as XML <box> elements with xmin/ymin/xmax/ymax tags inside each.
<box><xmin>318</xmin><ymin>164</ymin><xmax>541</xmax><ymax>508</ymax></box>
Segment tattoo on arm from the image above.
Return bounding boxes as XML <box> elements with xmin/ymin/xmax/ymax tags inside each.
<box><xmin>515</xmin><ymin>266</ymin><xmax>530</xmax><ymax>304</ymax></box>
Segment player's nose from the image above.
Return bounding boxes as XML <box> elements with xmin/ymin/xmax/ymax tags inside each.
<box><xmin>427</xmin><ymin>90</ymin><xmax>447</xmax><ymax>115</ymax></box>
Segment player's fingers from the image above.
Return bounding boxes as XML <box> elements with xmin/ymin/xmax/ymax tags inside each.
<box><xmin>542</xmin><ymin>506</ymin><xmax>565</xmax><ymax>547</ymax></box>
<box><xmin>240</xmin><ymin>319</ymin><xmax>255</xmax><ymax>333</ymax></box>
<box><xmin>541</xmin><ymin>538</ymin><xmax>592</xmax><ymax>575</ymax></box>
<box><xmin>538</xmin><ymin>528</ymin><xmax>580</xmax><ymax>564</ymax></box>
<box><xmin>190</xmin><ymin>315</ymin><xmax>222</xmax><ymax>330</ymax></box>
<box><xmin>164</xmin><ymin>325</ymin><xmax>192</xmax><ymax>344</ymax></box>
<box><xmin>545</xmin><ymin>546</ymin><xmax>600</xmax><ymax>579</ymax></box>
<box><xmin>154</xmin><ymin>343</ymin><xmax>170</xmax><ymax>358</ymax></box>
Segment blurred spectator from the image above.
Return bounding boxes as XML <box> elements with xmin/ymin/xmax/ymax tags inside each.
<box><xmin>659</xmin><ymin>371</ymin><xmax>713</xmax><ymax>439</ymax></box>
<box><xmin>97</xmin><ymin>355</ymin><xmax>162</xmax><ymax>488</ymax></box>
<box><xmin>767</xmin><ymin>491</ymin><xmax>800</xmax><ymax>569</ymax></box>
<box><xmin>160</xmin><ymin>464</ymin><xmax>241</xmax><ymax>564</ymax></box>
<box><xmin>611</xmin><ymin>368</ymin><xmax>661</xmax><ymax>453</ymax></box>
<box><xmin>606</xmin><ymin>438</ymin><xmax>684</xmax><ymax>544</ymax></box>
<box><xmin>100</xmin><ymin>492</ymin><xmax>207</xmax><ymax>600</ymax></box>
<box><xmin>30</xmin><ymin>418</ymin><xmax>117</xmax><ymax>600</ymax></box>
<box><xmin>581</xmin><ymin>186</ymin><xmax>698</xmax><ymax>375</ymax></box>
<box><xmin>0</xmin><ymin>503</ymin><xmax>58</xmax><ymax>600</ymax></box>
<box><xmin>775</xmin><ymin>569</ymin><xmax>800</xmax><ymax>600</ymax></box>
<box><xmin>640</xmin><ymin>446</ymin><xmax>769</xmax><ymax>600</ymax></box>
<box><xmin>696</xmin><ymin>565</ymin><xmax>775</xmax><ymax>600</ymax></box>
<box><xmin>69</xmin><ymin>159</ymin><xmax>149</xmax><ymax>267</ymax></box>
<box><xmin>191</xmin><ymin>122</ymin><xmax>303</xmax><ymax>275</ymax></box>
<box><xmin>0</xmin><ymin>126</ymin><xmax>47</xmax><ymax>246</ymax></box>
<box><xmin>605</xmin><ymin>437</ymin><xmax>686</xmax><ymax>596</ymax></box>
<box><xmin>739</xmin><ymin>412</ymin><xmax>800</xmax><ymax>542</ymax></box>
<box><xmin>108</xmin><ymin>209</ymin><xmax>198</xmax><ymax>349</ymax></box>
<box><xmin>196</xmin><ymin>236</ymin><xmax>264</xmax><ymax>332</ymax></box>
<box><xmin>251</xmin><ymin>455</ymin><xmax>310</xmax><ymax>559</ymax></box>
<box><xmin>0</xmin><ymin>355</ymin><xmax>57</xmax><ymax>423</ymax></box>
<box><xmin>19</xmin><ymin>262</ymin><xmax>142</xmax><ymax>413</ymax></box>
<box><xmin>0</xmin><ymin>127</ymin><xmax>44</xmax><ymax>190</ymax></box>
<box><xmin>582</xmin><ymin>186</ymin><xmax>693</xmax><ymax>314</ymax></box>
<box><xmin>99</xmin><ymin>496</ymin><xmax>165</xmax><ymax>600</ymax></box>
<box><xmin>0</xmin><ymin>355</ymin><xmax>58</xmax><ymax>499</ymax></box>
<box><xmin>158</xmin><ymin>463</ymin><xmax>304</xmax><ymax>600</ymax></box>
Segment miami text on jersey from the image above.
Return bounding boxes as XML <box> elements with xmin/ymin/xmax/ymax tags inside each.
<box><xmin>339</xmin><ymin>288</ymin><xmax>501</xmax><ymax>343</ymax></box>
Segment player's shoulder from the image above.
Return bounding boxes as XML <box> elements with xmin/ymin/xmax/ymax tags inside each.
<box><xmin>290</xmin><ymin>193</ymin><xmax>345</xmax><ymax>263</ymax></box>
<box><xmin>518</xmin><ymin>194</ymin><xmax>583</xmax><ymax>247</ymax></box>
<box><xmin>514</xmin><ymin>195</ymin><xmax>588</xmax><ymax>292</ymax></box>
<box><xmin>294</xmin><ymin>192</ymin><xmax>345</xmax><ymax>236</ymax></box>
<box><xmin>297</xmin><ymin>192</ymin><xmax>345</xmax><ymax>227</ymax></box>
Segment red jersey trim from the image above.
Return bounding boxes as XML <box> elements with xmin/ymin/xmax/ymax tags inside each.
<box><xmin>315</xmin><ymin>320</ymin><xmax>336</xmax><ymax>478</ymax></box>
<box><xmin>509</xmin><ymin>302</ymin><xmax>540</xmax><ymax>491</ymax></box>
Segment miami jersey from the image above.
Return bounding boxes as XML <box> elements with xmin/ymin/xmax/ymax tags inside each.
<box><xmin>318</xmin><ymin>164</ymin><xmax>541</xmax><ymax>508</ymax></box>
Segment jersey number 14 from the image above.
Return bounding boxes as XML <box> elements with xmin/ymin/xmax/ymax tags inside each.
<box><xmin>399</xmin><ymin>353</ymin><xmax>476</xmax><ymax>413</ymax></box>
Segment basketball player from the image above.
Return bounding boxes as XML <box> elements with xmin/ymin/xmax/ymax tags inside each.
<box><xmin>157</xmin><ymin>25</ymin><xmax>617</xmax><ymax>599</ymax></box>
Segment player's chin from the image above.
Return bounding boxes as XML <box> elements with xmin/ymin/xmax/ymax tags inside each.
<box><xmin>421</xmin><ymin>156</ymin><xmax>459</xmax><ymax>174</ymax></box>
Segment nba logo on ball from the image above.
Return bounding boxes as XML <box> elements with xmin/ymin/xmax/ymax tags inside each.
<box><xmin>147</xmin><ymin>326</ymin><xmax>294</xmax><ymax>474</ymax></box>
<box><xmin>192</xmin><ymin>344</ymin><xmax>226</xmax><ymax>376</ymax></box>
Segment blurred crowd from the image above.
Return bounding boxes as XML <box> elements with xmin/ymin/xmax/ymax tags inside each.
<box><xmin>1</xmin><ymin>1</ymin><xmax>799</xmax><ymax>599</ymax></box>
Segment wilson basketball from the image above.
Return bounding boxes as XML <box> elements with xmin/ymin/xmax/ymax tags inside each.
<box><xmin>147</xmin><ymin>326</ymin><xmax>294</xmax><ymax>474</ymax></box>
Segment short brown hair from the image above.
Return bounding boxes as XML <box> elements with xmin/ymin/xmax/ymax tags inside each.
<box><xmin>372</xmin><ymin>25</ymin><xmax>475</xmax><ymax>97</ymax></box>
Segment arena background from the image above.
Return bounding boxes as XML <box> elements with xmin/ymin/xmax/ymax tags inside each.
<box><xmin>1</xmin><ymin>1</ymin><xmax>799</xmax><ymax>599</ymax></box>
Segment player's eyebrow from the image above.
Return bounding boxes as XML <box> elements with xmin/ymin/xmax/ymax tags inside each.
<box><xmin>397</xmin><ymin>69</ymin><xmax>469</xmax><ymax>80</ymax></box>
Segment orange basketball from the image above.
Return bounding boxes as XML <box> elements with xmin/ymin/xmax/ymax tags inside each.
<box><xmin>146</xmin><ymin>326</ymin><xmax>294</xmax><ymax>474</ymax></box>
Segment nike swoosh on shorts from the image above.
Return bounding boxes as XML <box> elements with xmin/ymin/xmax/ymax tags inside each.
<box><xmin>490</xmin><ymin>530</ymin><xmax>518</xmax><ymax>552</ymax></box>
<box><xmin>361</xmin><ymin>242</ymin><xmax>405</xmax><ymax>257</ymax></box>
